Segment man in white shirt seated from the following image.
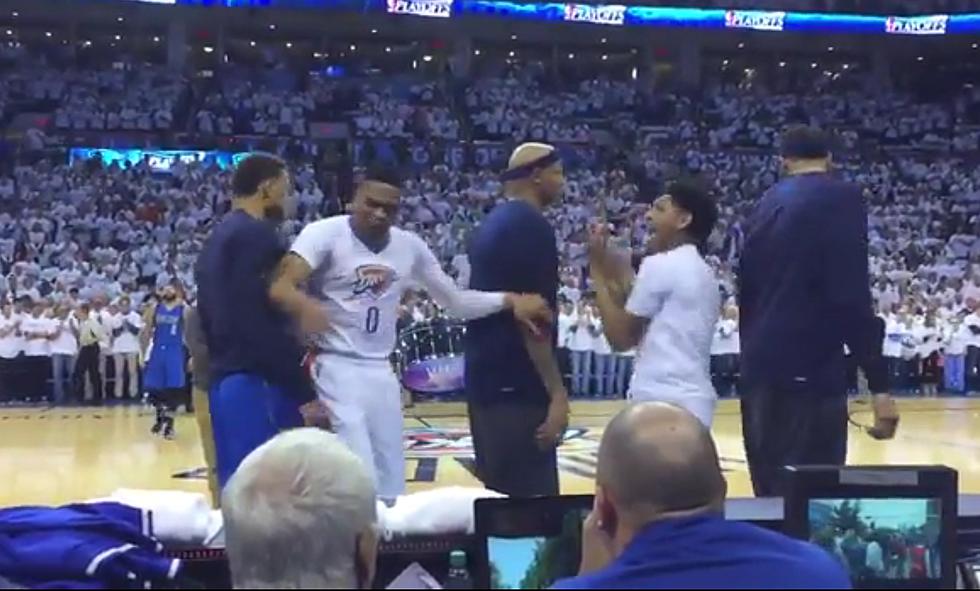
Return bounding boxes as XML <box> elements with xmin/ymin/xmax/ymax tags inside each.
<box><xmin>589</xmin><ymin>179</ymin><xmax>720</xmax><ymax>426</ymax></box>
<box><xmin>223</xmin><ymin>428</ymin><xmax>378</xmax><ymax>589</ymax></box>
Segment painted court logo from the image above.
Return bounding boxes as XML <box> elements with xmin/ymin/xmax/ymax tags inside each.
<box><xmin>404</xmin><ymin>426</ymin><xmax>598</xmax><ymax>458</ymax></box>
<box><xmin>351</xmin><ymin>264</ymin><xmax>396</xmax><ymax>299</ymax></box>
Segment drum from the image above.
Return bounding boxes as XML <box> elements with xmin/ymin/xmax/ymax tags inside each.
<box><xmin>393</xmin><ymin>320</ymin><xmax>466</xmax><ymax>396</ymax></box>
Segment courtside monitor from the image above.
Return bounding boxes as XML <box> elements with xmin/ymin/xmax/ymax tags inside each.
<box><xmin>473</xmin><ymin>495</ymin><xmax>593</xmax><ymax>589</ymax></box>
<box><xmin>783</xmin><ymin>465</ymin><xmax>957</xmax><ymax>589</ymax></box>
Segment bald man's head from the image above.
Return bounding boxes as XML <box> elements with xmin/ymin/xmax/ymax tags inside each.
<box><xmin>597</xmin><ymin>403</ymin><xmax>726</xmax><ymax>519</ymax></box>
<box><xmin>503</xmin><ymin>142</ymin><xmax>564</xmax><ymax>208</ymax></box>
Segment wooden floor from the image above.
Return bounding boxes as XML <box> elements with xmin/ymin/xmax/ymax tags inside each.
<box><xmin>1</xmin><ymin>397</ymin><xmax>979</xmax><ymax>507</ymax></box>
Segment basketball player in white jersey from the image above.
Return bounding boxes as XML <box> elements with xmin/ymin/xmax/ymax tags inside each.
<box><xmin>270</xmin><ymin>166</ymin><xmax>552</xmax><ymax>500</ymax></box>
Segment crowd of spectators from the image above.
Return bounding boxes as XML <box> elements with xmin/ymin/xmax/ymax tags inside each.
<box><xmin>0</xmin><ymin>53</ymin><xmax>977</xmax><ymax>404</ymax></box>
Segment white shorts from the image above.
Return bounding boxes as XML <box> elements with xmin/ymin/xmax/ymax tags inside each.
<box><xmin>312</xmin><ymin>353</ymin><xmax>405</xmax><ymax>500</ymax></box>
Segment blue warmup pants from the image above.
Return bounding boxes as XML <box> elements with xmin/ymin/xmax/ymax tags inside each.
<box><xmin>209</xmin><ymin>373</ymin><xmax>304</xmax><ymax>489</ymax></box>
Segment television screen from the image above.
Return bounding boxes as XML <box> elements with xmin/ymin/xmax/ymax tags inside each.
<box><xmin>807</xmin><ymin>498</ymin><xmax>943</xmax><ymax>583</ymax></box>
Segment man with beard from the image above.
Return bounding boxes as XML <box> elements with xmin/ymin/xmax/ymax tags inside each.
<box><xmin>197</xmin><ymin>153</ymin><xmax>330</xmax><ymax>489</ymax></box>
<box><xmin>141</xmin><ymin>282</ymin><xmax>188</xmax><ymax>440</ymax></box>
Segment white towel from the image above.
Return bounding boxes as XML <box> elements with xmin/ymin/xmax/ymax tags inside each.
<box><xmin>378</xmin><ymin>487</ymin><xmax>505</xmax><ymax>539</ymax></box>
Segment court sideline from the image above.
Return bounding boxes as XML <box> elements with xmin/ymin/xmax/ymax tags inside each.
<box><xmin>0</xmin><ymin>397</ymin><xmax>977</xmax><ymax>507</ymax></box>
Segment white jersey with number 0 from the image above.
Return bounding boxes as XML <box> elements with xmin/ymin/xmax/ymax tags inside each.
<box><xmin>289</xmin><ymin>215</ymin><xmax>507</xmax><ymax>361</ymax></box>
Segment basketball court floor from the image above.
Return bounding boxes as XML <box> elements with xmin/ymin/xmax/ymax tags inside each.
<box><xmin>1</xmin><ymin>397</ymin><xmax>978</xmax><ymax>508</ymax></box>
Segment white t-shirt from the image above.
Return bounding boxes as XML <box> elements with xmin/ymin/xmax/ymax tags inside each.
<box><xmin>21</xmin><ymin>315</ymin><xmax>55</xmax><ymax>357</ymax></box>
<box><xmin>0</xmin><ymin>314</ymin><xmax>21</xmax><ymax>358</ymax></box>
<box><xmin>592</xmin><ymin>319</ymin><xmax>612</xmax><ymax>356</ymax></box>
<box><xmin>711</xmin><ymin>318</ymin><xmax>740</xmax><ymax>356</ymax></box>
<box><xmin>965</xmin><ymin>313</ymin><xmax>980</xmax><ymax>348</ymax></box>
<box><xmin>50</xmin><ymin>318</ymin><xmax>78</xmax><ymax>356</ymax></box>
<box><xmin>916</xmin><ymin>324</ymin><xmax>942</xmax><ymax>356</ymax></box>
<box><xmin>557</xmin><ymin>311</ymin><xmax>574</xmax><ymax>349</ymax></box>
<box><xmin>112</xmin><ymin>311</ymin><xmax>143</xmax><ymax>354</ymax></box>
<box><xmin>568</xmin><ymin>311</ymin><xmax>594</xmax><ymax>352</ymax></box>
<box><xmin>290</xmin><ymin>215</ymin><xmax>505</xmax><ymax>361</ymax></box>
<box><xmin>625</xmin><ymin>245</ymin><xmax>720</xmax><ymax>408</ymax></box>
<box><xmin>882</xmin><ymin>316</ymin><xmax>906</xmax><ymax>358</ymax></box>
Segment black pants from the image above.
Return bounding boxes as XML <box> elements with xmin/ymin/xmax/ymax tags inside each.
<box><xmin>467</xmin><ymin>395</ymin><xmax>559</xmax><ymax>497</ymax></box>
<box><xmin>73</xmin><ymin>344</ymin><xmax>102</xmax><ymax>403</ymax></box>
<box><xmin>967</xmin><ymin>346</ymin><xmax>980</xmax><ymax>392</ymax></box>
<box><xmin>710</xmin><ymin>354</ymin><xmax>739</xmax><ymax>397</ymax></box>
<box><xmin>741</xmin><ymin>381</ymin><xmax>848</xmax><ymax>497</ymax></box>
<box><xmin>24</xmin><ymin>356</ymin><xmax>51</xmax><ymax>400</ymax></box>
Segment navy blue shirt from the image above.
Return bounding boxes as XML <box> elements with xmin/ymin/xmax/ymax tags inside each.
<box><xmin>738</xmin><ymin>172</ymin><xmax>884</xmax><ymax>394</ymax></box>
<box><xmin>552</xmin><ymin>514</ymin><xmax>851</xmax><ymax>590</ymax></box>
<box><xmin>465</xmin><ymin>199</ymin><xmax>558</xmax><ymax>403</ymax></box>
<box><xmin>196</xmin><ymin>210</ymin><xmax>315</xmax><ymax>403</ymax></box>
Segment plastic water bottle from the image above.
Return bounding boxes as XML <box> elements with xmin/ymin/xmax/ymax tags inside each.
<box><xmin>445</xmin><ymin>550</ymin><xmax>472</xmax><ymax>589</ymax></box>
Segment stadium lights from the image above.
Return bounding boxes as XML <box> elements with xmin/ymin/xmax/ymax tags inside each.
<box><xmin>737</xmin><ymin>42</ymin><xmax>744</xmax><ymax>48</ymax></box>
<box><xmin>371</xmin><ymin>28</ymin><xmax>378</xmax><ymax>34</ymax></box>
<box><xmin>601</xmin><ymin>37</ymin><xmax>607</xmax><ymax>43</ymax></box>
<box><xmin>602</xmin><ymin>54</ymin><xmax>608</xmax><ymax>60</ymax></box>
<box><xmin>153</xmin><ymin>36</ymin><xmax>160</xmax><ymax>43</ymax></box>
<box><xmin>510</xmin><ymin>34</ymin><xmax>517</xmax><ymax>40</ymax></box>
<box><xmin>917</xmin><ymin>56</ymin><xmax>924</xmax><ymax>61</ymax></box>
<box><xmin>385</xmin><ymin>46</ymin><xmax>392</xmax><ymax>53</ymax></box>
<box><xmin>828</xmin><ymin>46</ymin><xmax>834</xmax><ymax>51</ymax></box>
<box><xmin>631</xmin><ymin>66</ymin><xmax>637</xmax><ymax>80</ymax></box>
<box><xmin>423</xmin><ymin>54</ymin><xmax>433</xmax><ymax>62</ymax></box>
<box><xmin>474</xmin><ymin>49</ymin><xmax>480</xmax><ymax>56</ymax></box>
<box><xmin>204</xmin><ymin>46</ymin><xmax>214</xmax><ymax>53</ymax></box>
<box><xmin>811</xmin><ymin>62</ymin><xmax>818</xmax><ymax>68</ymax></box>
<box><xmin>269</xmin><ymin>24</ymin><xmax>276</xmax><ymax>30</ymax></box>
<box><xmin>45</xmin><ymin>32</ymin><xmax>52</xmax><ymax>38</ymax></box>
<box><xmin>83</xmin><ymin>40</ymin><xmax>91</xmax><ymax>47</ymax></box>
<box><xmin>11</xmin><ymin>11</ymin><xmax>17</xmax><ymax>17</ymax></box>
<box><xmin>5</xmin><ymin>30</ymin><xmax>11</xmax><ymax>36</ymax></box>
<box><xmin>509</xmin><ymin>50</ymin><xmax>516</xmax><ymax>57</ymax></box>
<box><xmin>115</xmin><ymin>34</ymin><xmax>122</xmax><ymax>41</ymax></box>
<box><xmin>779</xmin><ymin>61</ymin><xmax>786</xmax><ymax>67</ymax></box>
<box><xmin>285</xmin><ymin>42</ymin><xmax>292</xmax><ymax>48</ymax></box>
<box><xmin>568</xmin><ymin>52</ymin><xmax>574</xmax><ymax>59</ymax></box>
<box><xmin>350</xmin><ymin>44</ymin><xmax>357</xmax><ymax>51</ymax></box>
<box><xmin>250</xmin><ymin>40</ymin><xmax>256</xmax><ymax>47</ymax></box>
<box><xmin>722</xmin><ymin>59</ymin><xmax>729</xmax><ymax>66</ymax></box>
<box><xmin>974</xmin><ymin>43</ymin><xmax>979</xmax><ymax>48</ymax></box>
<box><xmin>117</xmin><ymin>17</ymin><xmax>124</xmax><ymax>22</ymax></box>
<box><xmin>843</xmin><ymin>63</ymin><xmax>850</xmax><ymax>69</ymax></box>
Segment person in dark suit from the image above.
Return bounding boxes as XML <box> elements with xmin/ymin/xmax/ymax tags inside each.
<box><xmin>465</xmin><ymin>143</ymin><xmax>568</xmax><ymax>497</ymax></box>
<box><xmin>738</xmin><ymin>125</ymin><xmax>898</xmax><ymax>497</ymax></box>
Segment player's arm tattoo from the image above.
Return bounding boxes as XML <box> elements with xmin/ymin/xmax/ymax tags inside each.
<box><xmin>520</xmin><ymin>326</ymin><xmax>567</xmax><ymax>401</ymax></box>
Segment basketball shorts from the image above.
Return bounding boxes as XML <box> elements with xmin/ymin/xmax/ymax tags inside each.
<box><xmin>209</xmin><ymin>372</ymin><xmax>304</xmax><ymax>489</ymax></box>
<box><xmin>143</xmin><ymin>345</ymin><xmax>186</xmax><ymax>391</ymax></box>
<box><xmin>312</xmin><ymin>353</ymin><xmax>405</xmax><ymax>500</ymax></box>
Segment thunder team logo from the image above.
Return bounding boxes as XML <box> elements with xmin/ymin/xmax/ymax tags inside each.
<box><xmin>351</xmin><ymin>264</ymin><xmax>396</xmax><ymax>299</ymax></box>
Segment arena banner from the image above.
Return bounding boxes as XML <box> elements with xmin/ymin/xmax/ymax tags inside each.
<box><xmin>401</xmin><ymin>355</ymin><xmax>465</xmax><ymax>395</ymax></box>
<box><xmin>355</xmin><ymin>139</ymin><xmax>596</xmax><ymax>171</ymax></box>
<box><xmin>386</xmin><ymin>0</ymin><xmax>452</xmax><ymax>18</ymax></box>
<box><xmin>110</xmin><ymin>0</ymin><xmax>980</xmax><ymax>35</ymax></box>
<box><xmin>69</xmin><ymin>147</ymin><xmax>247</xmax><ymax>173</ymax></box>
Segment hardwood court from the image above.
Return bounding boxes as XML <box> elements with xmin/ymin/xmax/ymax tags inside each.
<box><xmin>1</xmin><ymin>397</ymin><xmax>978</xmax><ymax>508</ymax></box>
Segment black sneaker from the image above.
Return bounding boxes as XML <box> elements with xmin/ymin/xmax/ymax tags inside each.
<box><xmin>151</xmin><ymin>419</ymin><xmax>163</xmax><ymax>436</ymax></box>
<box><xmin>163</xmin><ymin>425</ymin><xmax>175</xmax><ymax>441</ymax></box>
